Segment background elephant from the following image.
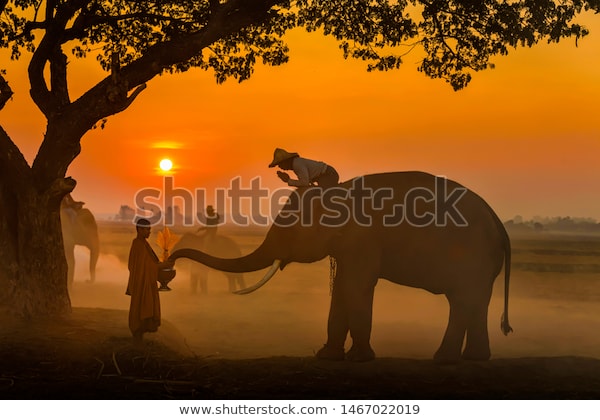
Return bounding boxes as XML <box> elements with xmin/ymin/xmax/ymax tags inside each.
<box><xmin>173</xmin><ymin>232</ymin><xmax>245</xmax><ymax>294</ymax></box>
<box><xmin>60</xmin><ymin>204</ymin><xmax>99</xmax><ymax>287</ymax></box>
<box><xmin>170</xmin><ymin>171</ymin><xmax>512</xmax><ymax>363</ymax></box>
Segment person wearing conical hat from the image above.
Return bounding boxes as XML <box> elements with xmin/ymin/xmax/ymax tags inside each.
<box><xmin>196</xmin><ymin>205</ymin><xmax>221</xmax><ymax>238</ymax></box>
<box><xmin>269</xmin><ymin>148</ymin><xmax>339</xmax><ymax>189</ymax></box>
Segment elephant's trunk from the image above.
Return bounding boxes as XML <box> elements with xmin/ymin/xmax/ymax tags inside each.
<box><xmin>169</xmin><ymin>243</ymin><xmax>275</xmax><ymax>274</ymax></box>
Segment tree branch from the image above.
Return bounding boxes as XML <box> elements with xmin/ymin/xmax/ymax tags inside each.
<box><xmin>28</xmin><ymin>0</ymin><xmax>91</xmax><ymax>117</ymax></box>
<box><xmin>0</xmin><ymin>126</ymin><xmax>32</xmax><ymax>190</ymax></box>
<box><xmin>46</xmin><ymin>0</ymin><xmax>57</xmax><ymax>21</ymax></box>
<box><xmin>49</xmin><ymin>46</ymin><xmax>70</xmax><ymax>107</ymax></box>
<box><xmin>112</xmin><ymin>83</ymin><xmax>147</xmax><ymax>114</ymax></box>
<box><xmin>70</xmin><ymin>0</ymin><xmax>284</xmax><ymax>127</ymax></box>
<box><xmin>429</xmin><ymin>9</ymin><xmax>467</xmax><ymax>69</ymax></box>
<box><xmin>0</xmin><ymin>75</ymin><xmax>14</xmax><ymax>111</ymax></box>
<box><xmin>64</xmin><ymin>11</ymin><xmax>196</xmax><ymax>42</ymax></box>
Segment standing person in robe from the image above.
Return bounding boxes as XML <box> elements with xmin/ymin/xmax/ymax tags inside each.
<box><xmin>126</xmin><ymin>218</ymin><xmax>174</xmax><ymax>343</ymax></box>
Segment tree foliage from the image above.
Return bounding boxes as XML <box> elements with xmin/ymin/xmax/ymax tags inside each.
<box><xmin>1</xmin><ymin>1</ymin><xmax>597</xmax><ymax>95</ymax></box>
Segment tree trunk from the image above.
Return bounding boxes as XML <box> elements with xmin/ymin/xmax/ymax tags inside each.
<box><xmin>0</xmin><ymin>183</ymin><xmax>71</xmax><ymax>317</ymax></box>
<box><xmin>0</xmin><ymin>180</ymin><xmax>18</xmax><ymax>306</ymax></box>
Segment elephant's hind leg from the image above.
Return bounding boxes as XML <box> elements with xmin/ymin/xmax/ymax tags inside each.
<box><xmin>461</xmin><ymin>306</ymin><xmax>491</xmax><ymax>361</ymax></box>
<box><xmin>462</xmin><ymin>287</ymin><xmax>493</xmax><ymax>361</ymax></box>
<box><xmin>434</xmin><ymin>294</ymin><xmax>468</xmax><ymax>363</ymax></box>
<box><xmin>435</xmin><ymin>286</ymin><xmax>493</xmax><ymax>363</ymax></box>
<box><xmin>88</xmin><ymin>243</ymin><xmax>99</xmax><ymax>283</ymax></box>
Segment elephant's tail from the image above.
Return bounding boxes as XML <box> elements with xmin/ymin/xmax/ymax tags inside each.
<box><xmin>500</xmin><ymin>222</ymin><xmax>513</xmax><ymax>336</ymax></box>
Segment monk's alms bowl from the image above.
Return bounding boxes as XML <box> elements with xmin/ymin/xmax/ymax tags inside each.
<box><xmin>158</xmin><ymin>268</ymin><xmax>176</xmax><ymax>292</ymax></box>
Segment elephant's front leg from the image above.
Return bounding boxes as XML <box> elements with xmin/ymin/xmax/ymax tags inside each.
<box><xmin>189</xmin><ymin>263</ymin><xmax>208</xmax><ymax>295</ymax></box>
<box><xmin>88</xmin><ymin>241</ymin><xmax>99</xmax><ymax>283</ymax></box>
<box><xmin>318</xmin><ymin>253</ymin><xmax>379</xmax><ymax>362</ymax></box>
<box><xmin>227</xmin><ymin>273</ymin><xmax>246</xmax><ymax>293</ymax></box>
<box><xmin>343</xmin><ymin>272</ymin><xmax>378</xmax><ymax>362</ymax></box>
<box><xmin>316</xmin><ymin>280</ymin><xmax>349</xmax><ymax>361</ymax></box>
<box><xmin>64</xmin><ymin>243</ymin><xmax>75</xmax><ymax>289</ymax></box>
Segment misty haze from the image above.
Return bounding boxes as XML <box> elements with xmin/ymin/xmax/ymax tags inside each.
<box><xmin>68</xmin><ymin>222</ymin><xmax>600</xmax><ymax>361</ymax></box>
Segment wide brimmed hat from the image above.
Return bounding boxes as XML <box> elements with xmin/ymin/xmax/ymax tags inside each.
<box><xmin>269</xmin><ymin>148</ymin><xmax>299</xmax><ymax>167</ymax></box>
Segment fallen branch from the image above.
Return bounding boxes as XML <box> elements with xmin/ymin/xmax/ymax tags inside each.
<box><xmin>134</xmin><ymin>379</ymin><xmax>196</xmax><ymax>386</ymax></box>
<box><xmin>112</xmin><ymin>352</ymin><xmax>122</xmax><ymax>376</ymax></box>
<box><xmin>94</xmin><ymin>357</ymin><xmax>105</xmax><ymax>380</ymax></box>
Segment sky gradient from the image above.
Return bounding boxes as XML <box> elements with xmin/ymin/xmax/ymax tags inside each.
<box><xmin>2</xmin><ymin>13</ymin><xmax>600</xmax><ymax>221</ymax></box>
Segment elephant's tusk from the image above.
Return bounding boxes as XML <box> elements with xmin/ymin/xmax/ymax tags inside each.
<box><xmin>233</xmin><ymin>259</ymin><xmax>281</xmax><ymax>295</ymax></box>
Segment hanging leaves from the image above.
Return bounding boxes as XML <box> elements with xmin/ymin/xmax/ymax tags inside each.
<box><xmin>0</xmin><ymin>0</ymin><xmax>597</xmax><ymax>91</ymax></box>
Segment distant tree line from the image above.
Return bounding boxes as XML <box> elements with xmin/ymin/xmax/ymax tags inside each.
<box><xmin>505</xmin><ymin>216</ymin><xmax>600</xmax><ymax>233</ymax></box>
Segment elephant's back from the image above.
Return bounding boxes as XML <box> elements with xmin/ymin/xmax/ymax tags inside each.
<box><xmin>344</xmin><ymin>171</ymin><xmax>503</xmax><ymax>227</ymax></box>
<box><xmin>61</xmin><ymin>208</ymin><xmax>99</xmax><ymax>247</ymax></box>
<box><xmin>77</xmin><ymin>209</ymin><xmax>98</xmax><ymax>229</ymax></box>
<box><xmin>344</xmin><ymin>172</ymin><xmax>508</xmax><ymax>286</ymax></box>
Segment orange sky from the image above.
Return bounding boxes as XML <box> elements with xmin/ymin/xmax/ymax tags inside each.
<box><xmin>1</xmin><ymin>13</ymin><xmax>600</xmax><ymax>221</ymax></box>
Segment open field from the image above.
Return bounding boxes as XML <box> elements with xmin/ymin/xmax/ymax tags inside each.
<box><xmin>2</xmin><ymin>222</ymin><xmax>600</xmax><ymax>399</ymax></box>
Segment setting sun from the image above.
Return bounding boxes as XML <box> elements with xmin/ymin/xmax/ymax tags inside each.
<box><xmin>159</xmin><ymin>158</ymin><xmax>173</xmax><ymax>172</ymax></box>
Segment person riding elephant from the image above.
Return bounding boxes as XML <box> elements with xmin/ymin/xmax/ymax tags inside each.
<box><xmin>196</xmin><ymin>205</ymin><xmax>221</xmax><ymax>240</ymax></box>
<box><xmin>269</xmin><ymin>148</ymin><xmax>339</xmax><ymax>189</ymax></box>
<box><xmin>62</xmin><ymin>193</ymin><xmax>85</xmax><ymax>224</ymax></box>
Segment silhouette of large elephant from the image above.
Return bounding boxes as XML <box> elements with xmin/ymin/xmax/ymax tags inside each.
<box><xmin>60</xmin><ymin>206</ymin><xmax>99</xmax><ymax>286</ymax></box>
<box><xmin>170</xmin><ymin>171</ymin><xmax>512</xmax><ymax>362</ymax></box>
<box><xmin>173</xmin><ymin>233</ymin><xmax>245</xmax><ymax>294</ymax></box>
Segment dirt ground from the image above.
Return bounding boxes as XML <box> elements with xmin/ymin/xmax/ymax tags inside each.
<box><xmin>2</xmin><ymin>228</ymin><xmax>600</xmax><ymax>399</ymax></box>
<box><xmin>2</xmin><ymin>305</ymin><xmax>600</xmax><ymax>400</ymax></box>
